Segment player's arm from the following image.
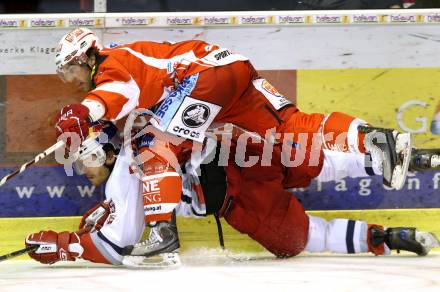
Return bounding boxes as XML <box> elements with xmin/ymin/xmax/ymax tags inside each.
<box><xmin>55</xmin><ymin>61</ymin><xmax>138</xmax><ymax>141</ymax></box>
<box><xmin>83</xmin><ymin>61</ymin><xmax>140</xmax><ymax>121</ymax></box>
<box><xmin>25</xmin><ymin>202</ymin><xmax>113</xmax><ymax>265</ymax></box>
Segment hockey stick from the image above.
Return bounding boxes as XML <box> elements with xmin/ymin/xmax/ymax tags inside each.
<box><xmin>0</xmin><ymin>140</ymin><xmax>65</xmax><ymax>187</ymax></box>
<box><xmin>0</xmin><ymin>245</ymin><xmax>38</xmax><ymax>262</ymax></box>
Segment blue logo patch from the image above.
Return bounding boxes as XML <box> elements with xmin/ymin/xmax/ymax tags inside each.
<box><xmin>154</xmin><ymin>74</ymin><xmax>199</xmax><ymax>130</ymax></box>
<box><xmin>139</xmin><ymin>134</ymin><xmax>155</xmax><ymax>148</ymax></box>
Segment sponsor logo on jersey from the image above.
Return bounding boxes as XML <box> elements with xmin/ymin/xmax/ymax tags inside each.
<box><xmin>143</xmin><ymin>179</ymin><xmax>160</xmax><ymax>193</ymax></box>
<box><xmin>105</xmin><ymin>199</ymin><xmax>116</xmax><ymax>225</ymax></box>
<box><xmin>182</xmin><ymin>104</ymin><xmax>210</xmax><ymax>128</ymax></box>
<box><xmin>108</xmin><ymin>200</ymin><xmax>116</xmax><ymax>213</ymax></box>
<box><xmin>145</xmin><ymin>205</ymin><xmax>162</xmax><ymax>213</ymax></box>
<box><xmin>143</xmin><ymin>180</ymin><xmax>162</xmax><ymax>203</ymax></box>
<box><xmin>155</xmin><ymin>97</ymin><xmax>174</xmax><ymax>119</ymax></box>
<box><xmin>253</xmin><ymin>79</ymin><xmax>292</xmax><ymax>111</ymax></box>
<box><xmin>262</xmin><ymin>80</ymin><xmax>283</xmax><ymax>98</ymax></box>
<box><xmin>139</xmin><ymin>134</ymin><xmax>155</xmax><ymax>148</ymax></box>
<box><xmin>214</xmin><ymin>50</ymin><xmax>232</xmax><ymax>61</ymax></box>
<box><xmin>172</xmin><ymin>126</ymin><xmax>201</xmax><ymax>139</ymax></box>
<box><xmin>165</xmin><ymin>96</ymin><xmax>221</xmax><ymax>143</ymax></box>
<box><xmin>153</xmin><ymin>74</ymin><xmax>199</xmax><ymax>131</ymax></box>
<box><xmin>144</xmin><ymin>193</ymin><xmax>162</xmax><ymax>203</ymax></box>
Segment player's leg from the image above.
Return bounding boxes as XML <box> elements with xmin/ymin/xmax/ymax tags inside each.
<box><xmin>319</xmin><ymin>112</ymin><xmax>412</xmax><ymax>190</ymax></box>
<box><xmin>125</xmin><ymin>136</ymin><xmax>219</xmax><ymax>257</ymax></box>
<box><xmin>313</xmin><ymin>147</ymin><xmax>440</xmax><ymax>182</ymax></box>
<box><xmin>305</xmin><ymin>216</ymin><xmax>439</xmax><ymax>256</ymax></box>
<box><xmin>316</xmin><ymin>149</ymin><xmax>379</xmax><ymax>182</ymax></box>
<box><xmin>221</xmin><ymin>150</ymin><xmax>309</xmax><ymax>258</ymax></box>
<box><xmin>85</xmin><ymin>146</ymin><xmax>146</xmax><ymax>264</ymax></box>
<box><xmin>124</xmin><ymin>134</ymin><xmax>182</xmax><ymax>257</ymax></box>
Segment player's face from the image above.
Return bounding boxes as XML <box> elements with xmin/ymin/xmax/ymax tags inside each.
<box><xmin>81</xmin><ymin>151</ymin><xmax>116</xmax><ymax>186</ymax></box>
<box><xmin>83</xmin><ymin>163</ymin><xmax>110</xmax><ymax>187</ymax></box>
<box><xmin>58</xmin><ymin>64</ymin><xmax>92</xmax><ymax>92</ymax></box>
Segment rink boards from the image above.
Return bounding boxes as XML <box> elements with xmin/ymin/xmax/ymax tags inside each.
<box><xmin>2</xmin><ymin>209</ymin><xmax>440</xmax><ymax>258</ymax></box>
<box><xmin>0</xmin><ymin>11</ymin><xmax>439</xmax><ymax>256</ymax></box>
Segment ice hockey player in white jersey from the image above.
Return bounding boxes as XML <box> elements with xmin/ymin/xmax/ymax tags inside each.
<box><xmin>24</xmin><ymin>122</ymin><xmax>440</xmax><ymax>267</ymax></box>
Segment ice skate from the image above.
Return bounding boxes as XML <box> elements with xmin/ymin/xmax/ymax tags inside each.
<box><xmin>359</xmin><ymin>126</ymin><xmax>412</xmax><ymax>190</ymax></box>
<box><xmin>122</xmin><ymin>252</ymin><xmax>181</xmax><ymax>269</ymax></box>
<box><xmin>122</xmin><ymin>211</ymin><xmax>180</xmax><ymax>268</ymax></box>
<box><xmin>123</xmin><ymin>211</ymin><xmax>180</xmax><ymax>257</ymax></box>
<box><xmin>370</xmin><ymin>226</ymin><xmax>440</xmax><ymax>256</ymax></box>
<box><xmin>409</xmin><ymin>148</ymin><xmax>440</xmax><ymax>171</ymax></box>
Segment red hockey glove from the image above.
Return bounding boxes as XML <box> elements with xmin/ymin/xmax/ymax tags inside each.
<box><xmin>78</xmin><ymin>201</ymin><xmax>111</xmax><ymax>232</ymax></box>
<box><xmin>54</xmin><ymin>103</ymin><xmax>91</xmax><ymax>142</ymax></box>
<box><xmin>25</xmin><ymin>230</ymin><xmax>83</xmax><ymax>264</ymax></box>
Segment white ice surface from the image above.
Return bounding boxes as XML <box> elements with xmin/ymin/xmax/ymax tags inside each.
<box><xmin>1</xmin><ymin>249</ymin><xmax>440</xmax><ymax>292</ymax></box>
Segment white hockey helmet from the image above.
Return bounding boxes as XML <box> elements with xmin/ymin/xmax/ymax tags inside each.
<box><xmin>55</xmin><ymin>27</ymin><xmax>102</xmax><ymax>82</ymax></box>
<box><xmin>73</xmin><ymin>122</ymin><xmax>121</xmax><ymax>175</ymax></box>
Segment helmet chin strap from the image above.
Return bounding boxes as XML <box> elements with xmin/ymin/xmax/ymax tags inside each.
<box><xmin>88</xmin><ymin>64</ymin><xmax>97</xmax><ymax>89</ymax></box>
<box><xmin>90</xmin><ymin>64</ymin><xmax>97</xmax><ymax>78</ymax></box>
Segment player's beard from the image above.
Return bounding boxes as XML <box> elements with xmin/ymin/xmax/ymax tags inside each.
<box><xmin>79</xmin><ymin>79</ymin><xmax>93</xmax><ymax>92</ymax></box>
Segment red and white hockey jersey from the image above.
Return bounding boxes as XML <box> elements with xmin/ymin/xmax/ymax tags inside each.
<box><xmin>85</xmin><ymin>40</ymin><xmax>248</xmax><ymax>121</ymax></box>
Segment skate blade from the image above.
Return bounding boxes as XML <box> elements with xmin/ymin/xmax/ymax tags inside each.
<box><xmin>416</xmin><ymin>231</ymin><xmax>440</xmax><ymax>253</ymax></box>
<box><xmin>391</xmin><ymin>133</ymin><xmax>412</xmax><ymax>190</ymax></box>
<box><xmin>122</xmin><ymin>252</ymin><xmax>181</xmax><ymax>269</ymax></box>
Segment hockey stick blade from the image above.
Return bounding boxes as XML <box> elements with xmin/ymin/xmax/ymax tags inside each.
<box><xmin>122</xmin><ymin>252</ymin><xmax>181</xmax><ymax>269</ymax></box>
<box><xmin>0</xmin><ymin>245</ymin><xmax>38</xmax><ymax>262</ymax></box>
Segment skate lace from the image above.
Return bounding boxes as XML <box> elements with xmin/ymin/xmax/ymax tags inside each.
<box><xmin>134</xmin><ymin>227</ymin><xmax>163</xmax><ymax>247</ymax></box>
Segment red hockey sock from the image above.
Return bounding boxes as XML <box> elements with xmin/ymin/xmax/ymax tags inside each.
<box><xmin>321</xmin><ymin>112</ymin><xmax>368</xmax><ymax>153</ymax></box>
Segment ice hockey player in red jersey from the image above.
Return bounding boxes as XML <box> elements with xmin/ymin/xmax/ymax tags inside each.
<box><xmin>24</xmin><ymin>129</ymin><xmax>440</xmax><ymax>267</ymax></box>
<box><xmin>49</xmin><ymin>27</ymin><xmax>439</xmax><ymax>262</ymax></box>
